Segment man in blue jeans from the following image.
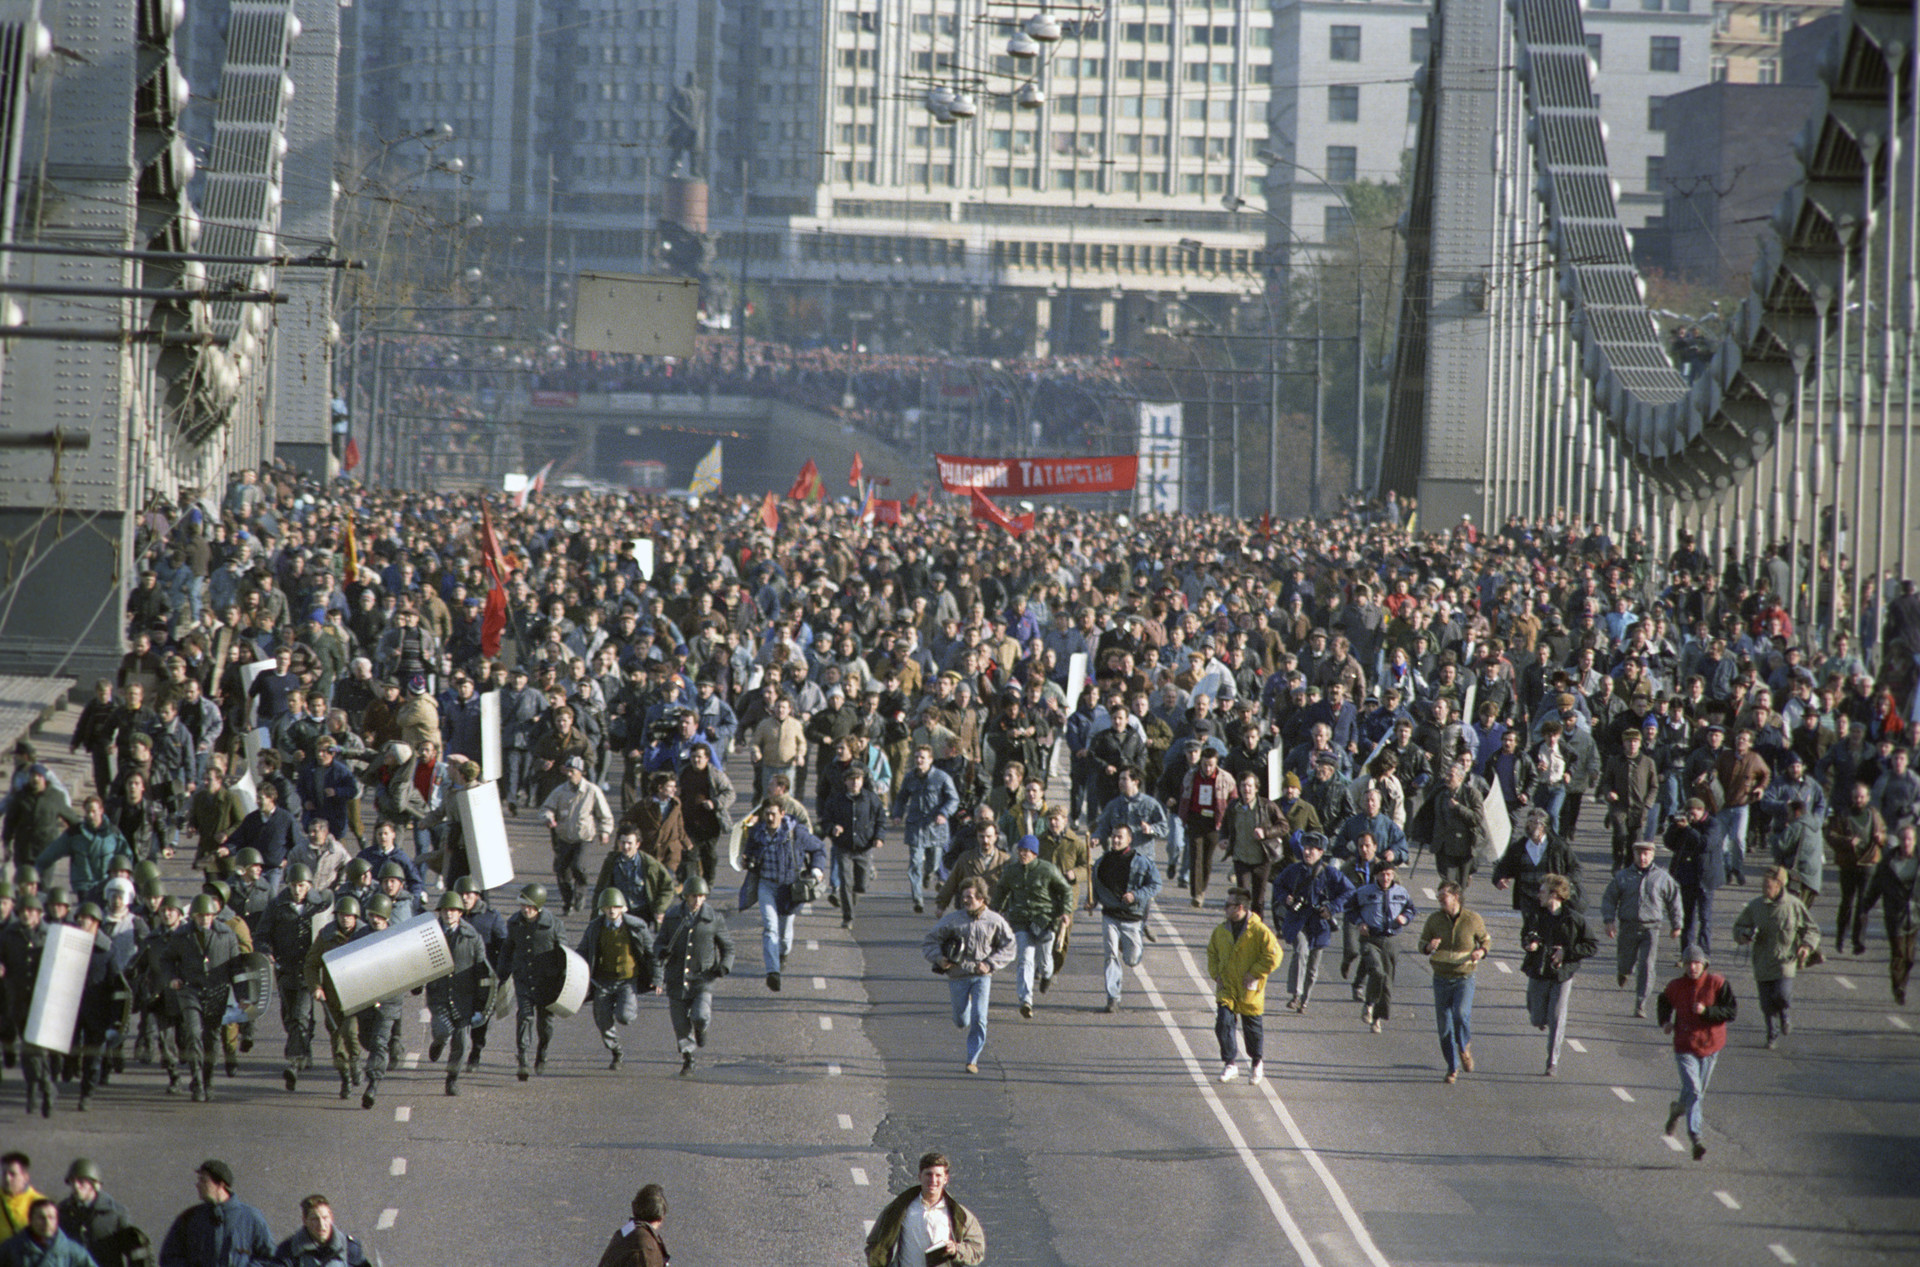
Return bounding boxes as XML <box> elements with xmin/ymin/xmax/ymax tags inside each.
<box><xmin>1419</xmin><ymin>880</ymin><xmax>1490</xmax><ymax>1083</ymax></box>
<box><xmin>741</xmin><ymin>799</ymin><xmax>827</xmax><ymax>992</ymax></box>
<box><xmin>1092</xmin><ymin>824</ymin><xmax>1162</xmax><ymax>1012</ymax></box>
<box><xmin>923</xmin><ymin>878</ymin><xmax>1015</xmax><ymax>1073</ymax></box>
<box><xmin>895</xmin><ymin>746</ymin><xmax>958</xmax><ymax>914</ymax></box>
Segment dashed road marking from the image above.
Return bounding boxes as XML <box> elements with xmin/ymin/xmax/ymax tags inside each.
<box><xmin>1612</xmin><ymin>1087</ymin><xmax>1635</xmax><ymax>1103</ymax></box>
<box><xmin>863</xmin><ymin>1220</ymin><xmax>875</xmax><ymax>1234</ymax></box>
<box><xmin>1768</xmin><ymin>1244</ymin><xmax>1796</xmax><ymax>1264</ymax></box>
<box><xmin>402</xmin><ymin>1052</ymin><xmax>420</xmax><ymax>1070</ymax></box>
<box><xmin>1834</xmin><ymin>976</ymin><xmax>1856</xmax><ymax>991</ymax></box>
<box><xmin>1421</xmin><ymin>888</ymin><xmax>1437</xmax><ymax>901</ymax></box>
<box><xmin>418</xmin><ymin>1007</ymin><xmax>431</xmax><ymax>1024</ymax></box>
<box><xmin>1889</xmin><ymin>1016</ymin><xmax>1911</xmax><ymax>1031</ymax></box>
<box><xmin>389</xmin><ymin>1158</ymin><xmax>406</xmax><ymax>1176</ymax></box>
<box><xmin>394</xmin><ymin>1106</ymin><xmax>411</xmax><ymax>1122</ymax></box>
<box><xmin>1662</xmin><ymin>1135</ymin><xmax>1685</xmax><ymax>1152</ymax></box>
<box><xmin>807</xmin><ymin>939</ymin><xmax>820</xmax><ymax>951</ymax></box>
<box><xmin>828</xmin><ymin>1063</ymin><xmax>842</xmax><ymax>1076</ymax></box>
<box><xmin>837</xmin><ymin>1113</ymin><xmax>853</xmax><ymax>1130</ymax></box>
<box><xmin>850</xmin><ymin>1167</ymin><xmax>870</xmax><ymax>1186</ymax></box>
<box><xmin>1714</xmin><ymin>1191</ymin><xmax>1741</xmax><ymax>1211</ymax></box>
<box><xmin>813</xmin><ymin>976</ymin><xmax>827</xmax><ymax>990</ymax></box>
<box><xmin>819</xmin><ymin>1015</ymin><xmax>834</xmax><ymax>1031</ymax></box>
<box><xmin>1567</xmin><ymin>1039</ymin><xmax>1587</xmax><ymax>1053</ymax></box>
<box><xmin>1494</xmin><ymin>960</ymin><xmax>1513</xmax><ymax>974</ymax></box>
<box><xmin>376</xmin><ymin>1209</ymin><xmax>398</xmax><ymax>1230</ymax></box>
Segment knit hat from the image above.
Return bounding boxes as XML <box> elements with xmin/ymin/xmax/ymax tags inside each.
<box><xmin>1682</xmin><ymin>944</ymin><xmax>1708</xmax><ymax>964</ymax></box>
<box><xmin>196</xmin><ymin>1159</ymin><xmax>236</xmax><ymax>1189</ymax></box>
<box><xmin>1016</xmin><ymin>834</ymin><xmax>1040</xmax><ymax>855</ymax></box>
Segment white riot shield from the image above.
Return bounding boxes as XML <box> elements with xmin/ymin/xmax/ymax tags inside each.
<box><xmin>479</xmin><ymin>691</ymin><xmax>503</xmax><ymax>783</ymax></box>
<box><xmin>321</xmin><ymin>912</ymin><xmax>454</xmax><ymax>1016</ymax></box>
<box><xmin>534</xmin><ymin>945</ymin><xmax>591</xmax><ymax>1017</ymax></box>
<box><xmin>451</xmin><ymin>780</ymin><xmax>515</xmax><ymax>891</ymax></box>
<box><xmin>25</xmin><ymin>924</ymin><xmax>95</xmax><ymax>1054</ymax></box>
<box><xmin>1267</xmin><ymin>749</ymin><xmax>1284</xmax><ymax>801</ymax></box>
<box><xmin>231</xmin><ymin>953</ymin><xmax>276</xmax><ymax>1023</ymax></box>
<box><xmin>1478</xmin><ymin>780</ymin><xmax>1511</xmax><ymax>870</ymax></box>
<box><xmin>1065</xmin><ymin>653</ymin><xmax>1089</xmax><ymax>713</ymax></box>
<box><xmin>727</xmin><ymin>815</ymin><xmax>754</xmax><ymax>874</ymax></box>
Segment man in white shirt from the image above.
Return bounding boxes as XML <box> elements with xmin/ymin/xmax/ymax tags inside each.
<box><xmin>864</xmin><ymin>1151</ymin><xmax>986</xmax><ymax>1266</ymax></box>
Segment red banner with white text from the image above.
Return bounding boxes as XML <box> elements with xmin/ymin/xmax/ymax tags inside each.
<box><xmin>934</xmin><ymin>453</ymin><xmax>1137</xmax><ymax>496</ymax></box>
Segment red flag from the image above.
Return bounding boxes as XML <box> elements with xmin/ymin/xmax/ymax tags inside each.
<box><xmin>1259</xmin><ymin>512</ymin><xmax>1274</xmax><ymax>538</ymax></box>
<box><xmin>480</xmin><ymin>584</ymin><xmax>508</xmax><ymax>658</ymax></box>
<box><xmin>342</xmin><ymin>436</ymin><xmax>361</xmax><ymax>473</ymax></box>
<box><xmin>874</xmin><ymin>498</ymin><xmax>902</xmax><ymax>525</ymax></box>
<box><xmin>788</xmin><ymin>459</ymin><xmax>824</xmax><ymax>501</ymax></box>
<box><xmin>908</xmin><ymin>492</ymin><xmax>919</xmax><ymax>511</ymax></box>
<box><xmin>849</xmin><ymin>452</ymin><xmax>863</xmax><ymax>487</ymax></box>
<box><xmin>968</xmin><ymin>485</ymin><xmax>1033</xmax><ymax>536</ymax></box>
<box><xmin>340</xmin><ymin>516</ymin><xmax>360</xmax><ymax>584</ymax></box>
<box><xmin>760</xmin><ymin>490</ymin><xmax>780</xmax><ymax>534</ymax></box>
<box><xmin>479</xmin><ymin>502</ymin><xmax>512</xmax><ymax>586</ymax></box>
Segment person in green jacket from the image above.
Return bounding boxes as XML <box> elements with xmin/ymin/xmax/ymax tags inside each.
<box><xmin>1207</xmin><ymin>886</ymin><xmax>1283</xmax><ymax>1085</ymax></box>
<box><xmin>1732</xmin><ymin>866</ymin><xmax>1820</xmax><ymax>1049</ymax></box>
<box><xmin>34</xmin><ymin>798</ymin><xmax>125</xmax><ymax>904</ymax></box>
<box><xmin>990</xmin><ymin>835</ymin><xmax>1072</xmax><ymax>1018</ymax></box>
<box><xmin>865</xmin><ymin>1151</ymin><xmax>985</xmax><ymax>1267</ymax></box>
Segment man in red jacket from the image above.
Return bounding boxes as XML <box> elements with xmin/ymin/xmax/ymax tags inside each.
<box><xmin>1657</xmin><ymin>944</ymin><xmax>1738</xmax><ymax>1161</ymax></box>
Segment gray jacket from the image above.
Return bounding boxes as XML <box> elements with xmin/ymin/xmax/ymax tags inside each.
<box><xmin>922</xmin><ymin>907</ymin><xmax>1016</xmax><ymax>975</ymax></box>
<box><xmin>1600</xmin><ymin>862</ymin><xmax>1683</xmax><ymax>928</ymax></box>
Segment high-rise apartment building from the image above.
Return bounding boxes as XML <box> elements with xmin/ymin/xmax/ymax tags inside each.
<box><xmin>1707</xmin><ymin>0</ymin><xmax>1841</xmax><ymax>84</ymax></box>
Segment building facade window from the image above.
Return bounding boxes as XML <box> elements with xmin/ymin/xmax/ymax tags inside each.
<box><xmin>1330</xmin><ymin>24</ymin><xmax>1361</xmax><ymax>61</ymax></box>
<box><xmin>1650</xmin><ymin>36</ymin><xmax>1681</xmax><ymax>72</ymax></box>
<box><xmin>1328</xmin><ymin>84</ymin><xmax>1359</xmax><ymax>121</ymax></box>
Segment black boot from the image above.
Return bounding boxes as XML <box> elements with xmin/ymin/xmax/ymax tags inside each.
<box><xmin>338</xmin><ymin>1071</ymin><xmax>352</xmax><ymax>1100</ymax></box>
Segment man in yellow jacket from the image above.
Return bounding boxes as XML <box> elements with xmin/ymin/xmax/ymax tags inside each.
<box><xmin>1208</xmin><ymin>886</ymin><xmax>1283</xmax><ymax>1084</ymax></box>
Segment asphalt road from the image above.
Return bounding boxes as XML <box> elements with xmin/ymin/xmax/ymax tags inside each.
<box><xmin>9</xmin><ymin>732</ymin><xmax>1918</xmax><ymax>1266</ymax></box>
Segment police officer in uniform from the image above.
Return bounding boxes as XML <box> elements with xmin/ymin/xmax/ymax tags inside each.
<box><xmin>425</xmin><ymin>890</ymin><xmax>490</xmax><ymax>1095</ymax></box>
<box><xmin>0</xmin><ymin>895</ymin><xmax>52</xmax><ymax>1115</ymax></box>
<box><xmin>501</xmin><ymin>882</ymin><xmax>567</xmax><ymax>1080</ymax></box>
<box><xmin>577</xmin><ymin>889</ymin><xmax>657</xmax><ymax>1070</ymax></box>
<box><xmin>258</xmin><ymin>862</ymin><xmax>333</xmax><ymax>1091</ymax></box>
<box><xmin>653</xmin><ymin>876</ymin><xmax>733</xmax><ymax>1075</ymax></box>
<box><xmin>304</xmin><ymin>894</ymin><xmax>364</xmax><ymax>1099</ymax></box>
<box><xmin>453</xmin><ymin>877</ymin><xmax>508</xmax><ymax>1070</ymax></box>
<box><xmin>350</xmin><ymin>894</ymin><xmax>404</xmax><ymax>1109</ymax></box>
<box><xmin>157</xmin><ymin>893</ymin><xmax>242</xmax><ymax>1102</ymax></box>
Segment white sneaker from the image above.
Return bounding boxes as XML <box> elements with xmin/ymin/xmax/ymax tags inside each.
<box><xmin>1250</xmin><ymin>1061</ymin><xmax>1265</xmax><ymax>1085</ymax></box>
<box><xmin>1219</xmin><ymin>1063</ymin><xmax>1239</xmax><ymax>1082</ymax></box>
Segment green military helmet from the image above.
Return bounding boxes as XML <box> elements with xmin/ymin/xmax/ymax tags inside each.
<box><xmin>13</xmin><ymin>865</ymin><xmax>38</xmax><ymax>886</ymax></box>
<box><xmin>138</xmin><ymin>879</ymin><xmax>164</xmax><ymax>900</ymax></box>
<box><xmin>201</xmin><ymin>880</ymin><xmax>230</xmax><ymax>907</ymax></box>
<box><xmin>283</xmin><ymin>863</ymin><xmax>313</xmax><ymax>886</ymax></box>
<box><xmin>74</xmin><ymin>902</ymin><xmax>104</xmax><ymax>925</ymax></box>
<box><xmin>364</xmin><ymin>894</ymin><xmax>394</xmax><ymax>920</ymax></box>
<box><xmin>44</xmin><ymin>885</ymin><xmax>71</xmax><ymax>908</ymax></box>
<box><xmin>64</xmin><ymin>1158</ymin><xmax>104</xmax><ymax>1185</ymax></box>
<box><xmin>596</xmin><ymin>888</ymin><xmax>628</xmax><ymax>912</ymax></box>
<box><xmin>682</xmin><ymin>875</ymin><xmax>710</xmax><ymax>897</ymax></box>
<box><xmin>134</xmin><ymin>860</ymin><xmax>162</xmax><ymax>887</ymax></box>
<box><xmin>436</xmin><ymin>891</ymin><xmax>465</xmax><ymax>912</ymax></box>
<box><xmin>234</xmin><ymin>848</ymin><xmax>264</xmax><ymax>869</ymax></box>
<box><xmin>518</xmin><ymin>883</ymin><xmax>548</xmax><ymax>910</ymax></box>
<box><xmin>189</xmin><ymin>894</ymin><xmax>221</xmax><ymax>917</ymax></box>
<box><xmin>346</xmin><ymin>858</ymin><xmax>373</xmax><ymax>882</ymax></box>
<box><xmin>158</xmin><ymin>894</ymin><xmax>183</xmax><ymax>914</ymax></box>
<box><xmin>108</xmin><ymin>854</ymin><xmax>136</xmax><ymax>876</ymax></box>
<box><xmin>378</xmin><ymin>861</ymin><xmax>408</xmax><ymax>882</ymax></box>
<box><xmin>451</xmin><ymin>876</ymin><xmax>481</xmax><ymax>895</ymax></box>
<box><xmin>18</xmin><ymin>894</ymin><xmax>43</xmax><ymax>913</ymax></box>
<box><xmin>333</xmin><ymin>895</ymin><xmax>362</xmax><ymax>920</ymax></box>
<box><xmin>0</xmin><ymin>882</ymin><xmax>12</xmax><ymax>901</ymax></box>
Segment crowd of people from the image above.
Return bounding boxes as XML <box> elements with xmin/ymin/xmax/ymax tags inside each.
<box><xmin>1</xmin><ymin>454</ymin><xmax>1918</xmax><ymax>1258</ymax></box>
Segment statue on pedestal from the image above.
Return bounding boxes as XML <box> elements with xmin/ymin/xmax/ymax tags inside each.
<box><xmin>665</xmin><ymin>72</ymin><xmax>706</xmax><ymax>180</ymax></box>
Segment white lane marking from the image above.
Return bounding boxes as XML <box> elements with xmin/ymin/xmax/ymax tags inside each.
<box><xmin>1768</xmin><ymin>1244</ymin><xmax>1797</xmax><ymax>1264</ymax></box>
<box><xmin>837</xmin><ymin>1113</ymin><xmax>854</xmax><ymax>1130</ymax></box>
<box><xmin>376</xmin><ymin>1209</ymin><xmax>398</xmax><ymax>1230</ymax></box>
<box><xmin>820</xmin><ymin>1015</ymin><xmax>834</xmax><ymax>1030</ymax></box>
<box><xmin>402</xmin><ymin>1052</ymin><xmax>420</xmax><ymax>1070</ymax></box>
<box><xmin>1131</xmin><ymin>962</ymin><xmax>1328</xmax><ymax>1267</ymax></box>
<box><xmin>1567</xmin><ymin>1039</ymin><xmax>1587</xmax><ymax>1053</ymax></box>
<box><xmin>1714</xmin><ymin>1191</ymin><xmax>1741</xmax><ymax>1211</ymax></box>
<box><xmin>1890</xmin><ymin>1016</ymin><xmax>1911</xmax><ymax>1031</ymax></box>
<box><xmin>813</xmin><ymin>976</ymin><xmax>827</xmax><ymax>990</ymax></box>
<box><xmin>394</xmin><ymin>1106</ymin><xmax>411</xmax><ymax>1122</ymax></box>
<box><xmin>1494</xmin><ymin>960</ymin><xmax>1513</xmax><ymax>974</ymax></box>
<box><xmin>1152</xmin><ymin>910</ymin><xmax>1392</xmax><ymax>1267</ymax></box>
<box><xmin>850</xmin><ymin>1167</ymin><xmax>870</xmax><ymax>1186</ymax></box>
<box><xmin>418</xmin><ymin>1007</ymin><xmax>431</xmax><ymax>1024</ymax></box>
<box><xmin>1834</xmin><ymin>976</ymin><xmax>1856</xmax><ymax>991</ymax></box>
<box><xmin>389</xmin><ymin>1158</ymin><xmax>406</xmax><ymax>1176</ymax></box>
<box><xmin>1662</xmin><ymin>1135</ymin><xmax>1685</xmax><ymax>1152</ymax></box>
<box><xmin>862</xmin><ymin>1220</ymin><xmax>875</xmax><ymax>1234</ymax></box>
<box><xmin>807</xmin><ymin>939</ymin><xmax>820</xmax><ymax>950</ymax></box>
<box><xmin>1421</xmin><ymin>888</ymin><xmax>1437</xmax><ymax>901</ymax></box>
<box><xmin>1612</xmin><ymin>1087</ymin><xmax>1635</xmax><ymax>1103</ymax></box>
<box><xmin>828</xmin><ymin>1063</ymin><xmax>842</xmax><ymax>1076</ymax></box>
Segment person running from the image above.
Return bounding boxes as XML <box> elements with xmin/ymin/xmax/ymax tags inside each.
<box><xmin>654</xmin><ymin>876</ymin><xmax>734</xmax><ymax>1075</ymax></box>
<box><xmin>1345</xmin><ymin>860</ymin><xmax>1417</xmax><ymax>1033</ymax></box>
<box><xmin>990</xmin><ymin>835</ymin><xmax>1071</xmax><ymax>1017</ymax></box>
<box><xmin>1208</xmin><ymin>886</ymin><xmax>1282</xmax><ymax>1084</ymax></box>
<box><xmin>864</xmin><ymin>1151</ymin><xmax>986</xmax><ymax>1267</ymax></box>
<box><xmin>1092</xmin><ymin>824</ymin><xmax>1161</xmax><ymax>1013</ymax></box>
<box><xmin>1600</xmin><ymin>840</ymin><xmax>1684</xmax><ymax>1019</ymax></box>
<box><xmin>1519</xmin><ymin>873</ymin><xmax>1597</xmax><ymax>1076</ymax></box>
<box><xmin>1862</xmin><ymin>821</ymin><xmax>1919</xmax><ymax>1005</ymax></box>
<box><xmin>923</xmin><ymin>878</ymin><xmax>1015</xmax><ymax>1074</ymax></box>
<box><xmin>1732</xmin><ymin>866</ymin><xmax>1820</xmax><ymax>1049</ymax></box>
<box><xmin>1657</xmin><ymin>944</ymin><xmax>1737</xmax><ymax>1161</ymax></box>
<box><xmin>741</xmin><ymin>799</ymin><xmax>828</xmax><ymax>992</ymax></box>
<box><xmin>1420</xmin><ymin>880</ymin><xmax>1490</xmax><ymax>1083</ymax></box>
<box><xmin>1271</xmin><ymin>833</ymin><xmax>1352</xmax><ymax>1014</ymax></box>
